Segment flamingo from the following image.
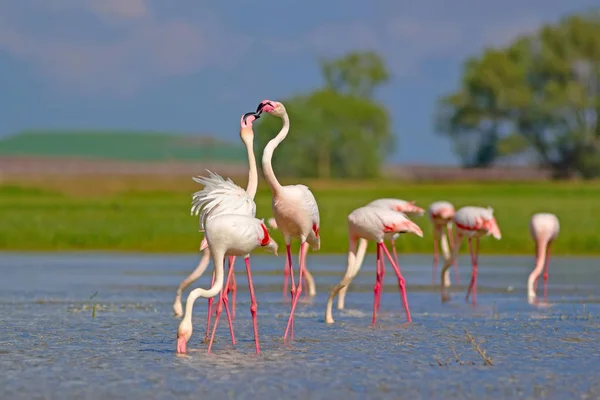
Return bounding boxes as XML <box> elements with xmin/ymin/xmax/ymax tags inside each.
<box><xmin>325</xmin><ymin>206</ymin><xmax>423</xmax><ymax>325</ymax></box>
<box><xmin>527</xmin><ymin>213</ymin><xmax>559</xmax><ymax>302</ymax></box>
<box><xmin>267</xmin><ymin>217</ymin><xmax>316</xmax><ymax>299</ymax></box>
<box><xmin>336</xmin><ymin>198</ymin><xmax>425</xmax><ymax>311</ymax></box>
<box><xmin>440</xmin><ymin>206</ymin><xmax>502</xmax><ymax>305</ymax></box>
<box><xmin>176</xmin><ymin>214</ymin><xmax>278</xmax><ymax>355</ymax></box>
<box><xmin>256</xmin><ymin>99</ymin><xmax>320</xmax><ymax>341</ymax></box>
<box><xmin>428</xmin><ymin>201</ymin><xmax>459</xmax><ymax>286</ymax></box>
<box><xmin>175</xmin><ymin>111</ymin><xmax>260</xmax><ymax>341</ymax></box>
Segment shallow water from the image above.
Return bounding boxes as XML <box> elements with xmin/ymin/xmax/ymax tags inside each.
<box><xmin>1</xmin><ymin>252</ymin><xmax>600</xmax><ymax>399</ymax></box>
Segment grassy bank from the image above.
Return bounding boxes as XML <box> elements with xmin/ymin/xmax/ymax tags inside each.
<box><xmin>1</xmin><ymin>176</ymin><xmax>599</xmax><ymax>255</ymax></box>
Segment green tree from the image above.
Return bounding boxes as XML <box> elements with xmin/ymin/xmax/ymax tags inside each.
<box><xmin>256</xmin><ymin>51</ymin><xmax>394</xmax><ymax>179</ymax></box>
<box><xmin>437</xmin><ymin>12</ymin><xmax>600</xmax><ymax>177</ymax></box>
<box><xmin>321</xmin><ymin>50</ymin><xmax>390</xmax><ymax>99</ymax></box>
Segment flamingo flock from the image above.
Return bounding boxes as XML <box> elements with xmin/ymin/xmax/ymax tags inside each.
<box><xmin>175</xmin><ymin>99</ymin><xmax>560</xmax><ymax>355</ymax></box>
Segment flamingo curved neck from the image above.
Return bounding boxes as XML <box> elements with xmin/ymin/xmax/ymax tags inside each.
<box><xmin>262</xmin><ymin>113</ymin><xmax>289</xmax><ymax>194</ymax></box>
<box><xmin>182</xmin><ymin>250</ymin><xmax>225</xmax><ymax>322</ymax></box>
<box><xmin>244</xmin><ymin>138</ymin><xmax>258</xmax><ymax>199</ymax></box>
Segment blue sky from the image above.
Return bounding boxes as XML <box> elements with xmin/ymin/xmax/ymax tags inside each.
<box><xmin>0</xmin><ymin>0</ymin><xmax>597</xmax><ymax>165</ymax></box>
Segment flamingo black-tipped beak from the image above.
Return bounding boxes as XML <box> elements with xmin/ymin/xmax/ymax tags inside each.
<box><xmin>242</xmin><ymin>112</ymin><xmax>260</xmax><ymax>124</ymax></box>
<box><xmin>255</xmin><ymin>101</ymin><xmax>273</xmax><ymax>114</ymax></box>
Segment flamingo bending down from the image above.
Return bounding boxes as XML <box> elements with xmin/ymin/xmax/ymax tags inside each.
<box><xmin>176</xmin><ymin>214</ymin><xmax>278</xmax><ymax>355</ymax></box>
<box><xmin>267</xmin><ymin>217</ymin><xmax>316</xmax><ymax>299</ymax></box>
<box><xmin>175</xmin><ymin>112</ymin><xmax>260</xmax><ymax>340</ymax></box>
<box><xmin>336</xmin><ymin>198</ymin><xmax>425</xmax><ymax>311</ymax></box>
<box><xmin>257</xmin><ymin>100</ymin><xmax>320</xmax><ymax>341</ymax></box>
<box><xmin>440</xmin><ymin>206</ymin><xmax>502</xmax><ymax>305</ymax></box>
<box><xmin>325</xmin><ymin>206</ymin><xmax>423</xmax><ymax>325</ymax></box>
<box><xmin>528</xmin><ymin>213</ymin><xmax>559</xmax><ymax>302</ymax></box>
<box><xmin>428</xmin><ymin>201</ymin><xmax>459</xmax><ymax>286</ymax></box>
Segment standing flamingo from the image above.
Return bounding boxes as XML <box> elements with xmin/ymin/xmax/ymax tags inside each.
<box><xmin>175</xmin><ymin>112</ymin><xmax>260</xmax><ymax>341</ymax></box>
<box><xmin>428</xmin><ymin>201</ymin><xmax>459</xmax><ymax>286</ymax></box>
<box><xmin>440</xmin><ymin>206</ymin><xmax>502</xmax><ymax>304</ymax></box>
<box><xmin>528</xmin><ymin>213</ymin><xmax>559</xmax><ymax>302</ymax></box>
<box><xmin>267</xmin><ymin>217</ymin><xmax>316</xmax><ymax>299</ymax></box>
<box><xmin>336</xmin><ymin>198</ymin><xmax>424</xmax><ymax>311</ymax></box>
<box><xmin>325</xmin><ymin>206</ymin><xmax>423</xmax><ymax>325</ymax></box>
<box><xmin>176</xmin><ymin>214</ymin><xmax>278</xmax><ymax>355</ymax></box>
<box><xmin>256</xmin><ymin>99</ymin><xmax>320</xmax><ymax>341</ymax></box>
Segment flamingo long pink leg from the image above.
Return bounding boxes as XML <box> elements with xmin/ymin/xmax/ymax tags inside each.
<box><xmin>283</xmin><ymin>256</ymin><xmax>290</xmax><ymax>299</ymax></box>
<box><xmin>372</xmin><ymin>243</ymin><xmax>383</xmax><ymax>325</ymax></box>
<box><xmin>543</xmin><ymin>241</ymin><xmax>552</xmax><ymax>299</ymax></box>
<box><xmin>391</xmin><ymin>239</ymin><xmax>399</xmax><ymax>271</ymax></box>
<box><xmin>229</xmin><ymin>256</ymin><xmax>237</xmax><ymax>321</ymax></box>
<box><xmin>380</xmin><ymin>242</ymin><xmax>412</xmax><ymax>323</ymax></box>
<box><xmin>283</xmin><ymin>242</ymin><xmax>307</xmax><ymax>341</ymax></box>
<box><xmin>432</xmin><ymin>233</ymin><xmax>440</xmax><ymax>285</ymax></box>
<box><xmin>207</xmin><ymin>258</ymin><xmax>236</xmax><ymax>352</ymax></box>
<box><xmin>284</xmin><ymin>244</ymin><xmax>296</xmax><ymax>337</ymax></box>
<box><xmin>244</xmin><ymin>257</ymin><xmax>261</xmax><ymax>354</ymax></box>
<box><xmin>205</xmin><ymin>269</ymin><xmax>216</xmax><ymax>341</ymax></box>
<box><xmin>376</xmin><ymin>241</ymin><xmax>388</xmax><ymax>311</ymax></box>
<box><xmin>465</xmin><ymin>237</ymin><xmax>479</xmax><ymax>305</ymax></box>
<box><xmin>447</xmin><ymin>225</ymin><xmax>460</xmax><ymax>285</ymax></box>
<box><xmin>377</xmin><ymin>254</ymin><xmax>385</xmax><ymax>311</ymax></box>
<box><xmin>221</xmin><ymin>257</ymin><xmax>236</xmax><ymax>345</ymax></box>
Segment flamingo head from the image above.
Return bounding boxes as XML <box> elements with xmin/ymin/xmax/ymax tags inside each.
<box><xmin>176</xmin><ymin>319</ymin><xmax>193</xmax><ymax>354</ymax></box>
<box><xmin>395</xmin><ymin>219</ymin><xmax>424</xmax><ymax>238</ymax></box>
<box><xmin>485</xmin><ymin>218</ymin><xmax>502</xmax><ymax>240</ymax></box>
<box><xmin>256</xmin><ymin>100</ymin><xmax>286</xmax><ymax>117</ymax></box>
<box><xmin>240</xmin><ymin>112</ymin><xmax>260</xmax><ymax>143</ymax></box>
<box><xmin>405</xmin><ymin>220</ymin><xmax>424</xmax><ymax>238</ymax></box>
<box><xmin>264</xmin><ymin>237</ymin><xmax>279</xmax><ymax>256</ymax></box>
<box><xmin>397</xmin><ymin>201</ymin><xmax>425</xmax><ymax>217</ymax></box>
<box><xmin>259</xmin><ymin>222</ymin><xmax>279</xmax><ymax>256</ymax></box>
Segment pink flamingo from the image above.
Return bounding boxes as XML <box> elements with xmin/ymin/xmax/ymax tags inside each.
<box><xmin>176</xmin><ymin>112</ymin><xmax>260</xmax><ymax>340</ymax></box>
<box><xmin>176</xmin><ymin>214</ymin><xmax>278</xmax><ymax>355</ymax></box>
<box><xmin>257</xmin><ymin>100</ymin><xmax>320</xmax><ymax>341</ymax></box>
<box><xmin>428</xmin><ymin>201</ymin><xmax>459</xmax><ymax>286</ymax></box>
<box><xmin>267</xmin><ymin>217</ymin><xmax>316</xmax><ymax>299</ymax></box>
<box><xmin>440</xmin><ymin>206</ymin><xmax>502</xmax><ymax>304</ymax></box>
<box><xmin>325</xmin><ymin>206</ymin><xmax>423</xmax><ymax>325</ymax></box>
<box><xmin>528</xmin><ymin>213</ymin><xmax>559</xmax><ymax>302</ymax></box>
<box><xmin>336</xmin><ymin>198</ymin><xmax>425</xmax><ymax>311</ymax></box>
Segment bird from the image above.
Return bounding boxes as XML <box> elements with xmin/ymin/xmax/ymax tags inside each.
<box><xmin>267</xmin><ymin>217</ymin><xmax>316</xmax><ymax>299</ymax></box>
<box><xmin>365</xmin><ymin>198</ymin><xmax>425</xmax><ymax>261</ymax></box>
<box><xmin>325</xmin><ymin>206</ymin><xmax>423</xmax><ymax>326</ymax></box>
<box><xmin>335</xmin><ymin>198</ymin><xmax>425</xmax><ymax>311</ymax></box>
<box><xmin>176</xmin><ymin>214</ymin><xmax>278</xmax><ymax>355</ymax></box>
<box><xmin>256</xmin><ymin>99</ymin><xmax>320</xmax><ymax>341</ymax></box>
<box><xmin>527</xmin><ymin>212</ymin><xmax>560</xmax><ymax>302</ymax></box>
<box><xmin>174</xmin><ymin>111</ymin><xmax>260</xmax><ymax>341</ymax></box>
<box><xmin>428</xmin><ymin>201</ymin><xmax>459</xmax><ymax>286</ymax></box>
<box><xmin>440</xmin><ymin>206</ymin><xmax>502</xmax><ymax>305</ymax></box>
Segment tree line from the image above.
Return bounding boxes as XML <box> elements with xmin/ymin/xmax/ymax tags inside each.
<box><xmin>256</xmin><ymin>11</ymin><xmax>600</xmax><ymax>179</ymax></box>
<box><xmin>437</xmin><ymin>12</ymin><xmax>600</xmax><ymax>178</ymax></box>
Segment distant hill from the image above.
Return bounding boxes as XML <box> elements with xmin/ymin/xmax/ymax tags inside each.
<box><xmin>0</xmin><ymin>130</ymin><xmax>246</xmax><ymax>163</ymax></box>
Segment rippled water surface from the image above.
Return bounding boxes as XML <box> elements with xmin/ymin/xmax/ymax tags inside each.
<box><xmin>1</xmin><ymin>252</ymin><xmax>600</xmax><ymax>399</ymax></box>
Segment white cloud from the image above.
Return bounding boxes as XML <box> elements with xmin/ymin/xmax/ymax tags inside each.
<box><xmin>0</xmin><ymin>1</ymin><xmax>249</xmax><ymax>97</ymax></box>
<box><xmin>0</xmin><ymin>0</ymin><xmax>561</xmax><ymax>97</ymax></box>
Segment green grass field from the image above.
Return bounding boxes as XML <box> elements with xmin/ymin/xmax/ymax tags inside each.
<box><xmin>0</xmin><ymin>130</ymin><xmax>246</xmax><ymax>162</ymax></box>
<box><xmin>1</xmin><ymin>178</ymin><xmax>599</xmax><ymax>255</ymax></box>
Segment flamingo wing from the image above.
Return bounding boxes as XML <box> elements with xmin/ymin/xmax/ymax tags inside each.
<box><xmin>296</xmin><ymin>184</ymin><xmax>320</xmax><ymax>230</ymax></box>
<box><xmin>191</xmin><ymin>170</ymin><xmax>256</xmax><ymax>230</ymax></box>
